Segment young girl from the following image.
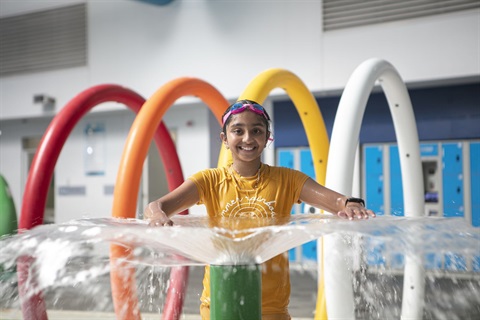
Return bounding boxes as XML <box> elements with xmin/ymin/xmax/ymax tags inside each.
<box><xmin>144</xmin><ymin>99</ymin><xmax>375</xmax><ymax>320</ymax></box>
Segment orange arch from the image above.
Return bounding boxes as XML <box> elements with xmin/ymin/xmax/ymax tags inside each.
<box><xmin>111</xmin><ymin>77</ymin><xmax>229</xmax><ymax>319</ymax></box>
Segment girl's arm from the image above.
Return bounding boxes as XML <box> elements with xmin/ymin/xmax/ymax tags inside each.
<box><xmin>299</xmin><ymin>178</ymin><xmax>375</xmax><ymax>220</ymax></box>
<box><xmin>144</xmin><ymin>179</ymin><xmax>200</xmax><ymax>226</ymax></box>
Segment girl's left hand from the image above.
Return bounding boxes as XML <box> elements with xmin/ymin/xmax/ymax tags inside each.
<box><xmin>337</xmin><ymin>204</ymin><xmax>376</xmax><ymax>220</ymax></box>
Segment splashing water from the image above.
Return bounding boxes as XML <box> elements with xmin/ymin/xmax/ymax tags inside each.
<box><xmin>0</xmin><ymin>215</ymin><xmax>479</xmax><ymax>319</ymax></box>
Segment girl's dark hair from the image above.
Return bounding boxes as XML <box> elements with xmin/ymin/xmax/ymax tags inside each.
<box><xmin>221</xmin><ymin>99</ymin><xmax>271</xmax><ymax>136</ymax></box>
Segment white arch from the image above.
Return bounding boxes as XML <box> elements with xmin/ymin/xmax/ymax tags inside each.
<box><xmin>322</xmin><ymin>58</ymin><xmax>425</xmax><ymax>319</ymax></box>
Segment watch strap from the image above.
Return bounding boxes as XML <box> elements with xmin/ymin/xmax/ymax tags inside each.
<box><xmin>345</xmin><ymin>197</ymin><xmax>365</xmax><ymax>207</ymax></box>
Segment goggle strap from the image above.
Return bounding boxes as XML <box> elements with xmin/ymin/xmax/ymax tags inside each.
<box><xmin>222</xmin><ymin>103</ymin><xmax>268</xmax><ymax>125</ymax></box>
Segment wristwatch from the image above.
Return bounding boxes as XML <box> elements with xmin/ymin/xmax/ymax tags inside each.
<box><xmin>345</xmin><ymin>197</ymin><xmax>365</xmax><ymax>207</ymax></box>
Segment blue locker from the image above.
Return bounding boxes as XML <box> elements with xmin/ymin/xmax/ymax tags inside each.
<box><xmin>364</xmin><ymin>234</ymin><xmax>386</xmax><ymax>267</ymax></box>
<box><xmin>424</xmin><ymin>253</ymin><xmax>443</xmax><ymax>270</ymax></box>
<box><xmin>300</xmin><ymin>150</ymin><xmax>317</xmax><ymax>261</ymax></box>
<box><xmin>278</xmin><ymin>150</ymin><xmax>297</xmax><ymax>261</ymax></box>
<box><xmin>442</xmin><ymin>143</ymin><xmax>464</xmax><ymax>217</ymax></box>
<box><xmin>444</xmin><ymin>253</ymin><xmax>467</xmax><ymax>271</ymax></box>
<box><xmin>364</xmin><ymin>141</ymin><xmax>478</xmax><ymax>271</ymax></box>
<box><xmin>278</xmin><ymin>149</ymin><xmax>295</xmax><ymax>170</ymax></box>
<box><xmin>473</xmin><ymin>256</ymin><xmax>480</xmax><ymax>272</ymax></box>
<box><xmin>442</xmin><ymin>143</ymin><xmax>466</xmax><ymax>270</ymax></box>
<box><xmin>389</xmin><ymin>252</ymin><xmax>405</xmax><ymax>269</ymax></box>
<box><xmin>364</xmin><ymin>145</ymin><xmax>386</xmax><ymax>266</ymax></box>
<box><xmin>470</xmin><ymin>142</ymin><xmax>480</xmax><ymax>272</ymax></box>
<box><xmin>300</xmin><ymin>150</ymin><xmax>315</xmax><ymax>179</ymax></box>
<box><xmin>388</xmin><ymin>146</ymin><xmax>406</xmax><ymax>268</ymax></box>
<box><xmin>470</xmin><ymin>142</ymin><xmax>480</xmax><ymax>227</ymax></box>
<box><xmin>389</xmin><ymin>145</ymin><xmax>404</xmax><ymax>216</ymax></box>
<box><xmin>365</xmin><ymin>146</ymin><xmax>384</xmax><ymax>215</ymax></box>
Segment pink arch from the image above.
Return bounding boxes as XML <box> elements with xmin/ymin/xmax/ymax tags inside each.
<box><xmin>18</xmin><ymin>84</ymin><xmax>187</xmax><ymax>320</ymax></box>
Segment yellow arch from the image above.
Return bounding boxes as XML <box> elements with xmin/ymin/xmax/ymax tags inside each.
<box><xmin>217</xmin><ymin>68</ymin><xmax>329</xmax><ymax>319</ymax></box>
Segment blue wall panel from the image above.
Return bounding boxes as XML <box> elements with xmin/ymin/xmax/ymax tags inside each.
<box><xmin>273</xmin><ymin>83</ymin><xmax>480</xmax><ymax>148</ymax></box>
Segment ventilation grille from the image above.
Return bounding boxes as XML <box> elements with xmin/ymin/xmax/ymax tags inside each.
<box><xmin>0</xmin><ymin>4</ymin><xmax>87</xmax><ymax>76</ymax></box>
<box><xmin>323</xmin><ymin>0</ymin><xmax>480</xmax><ymax>31</ymax></box>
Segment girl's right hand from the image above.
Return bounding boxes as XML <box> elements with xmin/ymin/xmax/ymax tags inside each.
<box><xmin>144</xmin><ymin>202</ymin><xmax>173</xmax><ymax>227</ymax></box>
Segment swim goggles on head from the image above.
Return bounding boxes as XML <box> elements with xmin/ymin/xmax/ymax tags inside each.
<box><xmin>222</xmin><ymin>101</ymin><xmax>270</xmax><ymax>125</ymax></box>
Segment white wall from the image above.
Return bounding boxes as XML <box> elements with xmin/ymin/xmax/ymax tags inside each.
<box><xmin>163</xmin><ymin>103</ymin><xmax>211</xmax><ymax>177</ymax></box>
<box><xmin>0</xmin><ymin>0</ymin><xmax>479</xmax><ymax>224</ymax></box>
<box><xmin>54</xmin><ymin>111</ymin><xmax>136</xmax><ymax>223</ymax></box>
<box><xmin>0</xmin><ymin>103</ymin><xmax>211</xmax><ymax>223</ymax></box>
<box><xmin>2</xmin><ymin>1</ymin><xmax>478</xmax><ymax>120</ymax></box>
<box><xmin>0</xmin><ymin>117</ymin><xmax>51</xmax><ymax>217</ymax></box>
<box><xmin>321</xmin><ymin>9</ymin><xmax>480</xmax><ymax>89</ymax></box>
<box><xmin>54</xmin><ymin>103</ymin><xmax>211</xmax><ymax>222</ymax></box>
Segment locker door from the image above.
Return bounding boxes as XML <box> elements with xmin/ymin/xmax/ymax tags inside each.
<box><xmin>278</xmin><ymin>149</ymin><xmax>295</xmax><ymax>169</ymax></box>
<box><xmin>364</xmin><ymin>145</ymin><xmax>386</xmax><ymax>267</ymax></box>
<box><xmin>364</xmin><ymin>145</ymin><xmax>384</xmax><ymax>215</ymax></box>
<box><xmin>389</xmin><ymin>145</ymin><xmax>404</xmax><ymax>216</ymax></box>
<box><xmin>300</xmin><ymin>149</ymin><xmax>315</xmax><ymax>178</ymax></box>
<box><xmin>300</xmin><ymin>149</ymin><xmax>317</xmax><ymax>261</ymax></box>
<box><xmin>469</xmin><ymin>142</ymin><xmax>480</xmax><ymax>271</ymax></box>
<box><xmin>278</xmin><ymin>149</ymin><xmax>298</xmax><ymax>261</ymax></box>
<box><xmin>470</xmin><ymin>142</ymin><xmax>480</xmax><ymax>227</ymax></box>
<box><xmin>442</xmin><ymin>143</ymin><xmax>466</xmax><ymax>271</ymax></box>
<box><xmin>442</xmin><ymin>143</ymin><xmax>464</xmax><ymax>218</ymax></box>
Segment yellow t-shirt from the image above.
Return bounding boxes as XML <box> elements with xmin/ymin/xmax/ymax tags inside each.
<box><xmin>189</xmin><ymin>164</ymin><xmax>310</xmax><ymax>319</ymax></box>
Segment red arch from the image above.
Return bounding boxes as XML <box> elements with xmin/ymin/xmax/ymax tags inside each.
<box><xmin>18</xmin><ymin>84</ymin><xmax>187</xmax><ymax>320</ymax></box>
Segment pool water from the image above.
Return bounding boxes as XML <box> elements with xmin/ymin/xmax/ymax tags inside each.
<box><xmin>1</xmin><ymin>215</ymin><xmax>479</xmax><ymax>319</ymax></box>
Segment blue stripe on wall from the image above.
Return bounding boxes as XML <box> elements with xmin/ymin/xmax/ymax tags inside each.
<box><xmin>273</xmin><ymin>83</ymin><xmax>480</xmax><ymax>148</ymax></box>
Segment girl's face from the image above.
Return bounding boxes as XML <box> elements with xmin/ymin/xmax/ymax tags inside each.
<box><xmin>221</xmin><ymin>111</ymin><xmax>269</xmax><ymax>164</ymax></box>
